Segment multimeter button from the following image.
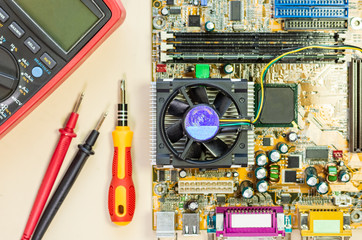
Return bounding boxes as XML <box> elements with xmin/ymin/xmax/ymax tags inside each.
<box><xmin>40</xmin><ymin>53</ymin><xmax>57</xmax><ymax>69</ymax></box>
<box><xmin>8</xmin><ymin>22</ymin><xmax>25</xmax><ymax>38</ymax></box>
<box><xmin>32</xmin><ymin>67</ymin><xmax>43</xmax><ymax>78</ymax></box>
<box><xmin>24</xmin><ymin>37</ymin><xmax>41</xmax><ymax>54</ymax></box>
<box><xmin>0</xmin><ymin>8</ymin><xmax>9</xmax><ymax>23</ymax></box>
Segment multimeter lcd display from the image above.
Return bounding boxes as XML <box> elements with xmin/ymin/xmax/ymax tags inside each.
<box><xmin>15</xmin><ymin>0</ymin><xmax>99</xmax><ymax>51</ymax></box>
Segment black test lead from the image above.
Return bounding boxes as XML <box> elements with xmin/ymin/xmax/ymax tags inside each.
<box><xmin>31</xmin><ymin>112</ymin><xmax>108</xmax><ymax>240</ymax></box>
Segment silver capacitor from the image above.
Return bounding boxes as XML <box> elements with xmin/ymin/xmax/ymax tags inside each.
<box><xmin>277</xmin><ymin>142</ymin><xmax>289</xmax><ymax>154</ymax></box>
<box><xmin>161</xmin><ymin>7</ymin><xmax>169</xmax><ymax>16</ymax></box>
<box><xmin>240</xmin><ymin>180</ymin><xmax>254</xmax><ymax>199</ymax></box>
<box><xmin>339</xmin><ymin>170</ymin><xmax>351</xmax><ymax>183</ymax></box>
<box><xmin>223</xmin><ymin>64</ymin><xmax>234</xmax><ymax>74</ymax></box>
<box><xmin>305</xmin><ymin>167</ymin><xmax>319</xmax><ymax>187</ymax></box>
<box><xmin>316</xmin><ymin>181</ymin><xmax>329</xmax><ymax>195</ymax></box>
<box><xmin>269</xmin><ymin>150</ymin><xmax>281</xmax><ymax>163</ymax></box>
<box><xmin>287</xmin><ymin>132</ymin><xmax>298</xmax><ymax>142</ymax></box>
<box><xmin>255</xmin><ymin>167</ymin><xmax>268</xmax><ymax>180</ymax></box>
<box><xmin>255</xmin><ymin>152</ymin><xmax>268</xmax><ymax>166</ymax></box>
<box><xmin>256</xmin><ymin>180</ymin><xmax>269</xmax><ymax>193</ymax></box>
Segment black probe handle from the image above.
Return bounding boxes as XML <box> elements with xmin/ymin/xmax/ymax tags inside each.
<box><xmin>31</xmin><ymin>130</ymin><xmax>99</xmax><ymax>240</ymax></box>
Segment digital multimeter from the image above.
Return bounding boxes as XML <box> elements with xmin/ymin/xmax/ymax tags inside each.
<box><xmin>0</xmin><ymin>0</ymin><xmax>125</xmax><ymax>137</ymax></box>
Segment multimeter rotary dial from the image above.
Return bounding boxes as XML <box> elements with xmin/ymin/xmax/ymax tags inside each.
<box><xmin>0</xmin><ymin>46</ymin><xmax>19</xmax><ymax>102</ymax></box>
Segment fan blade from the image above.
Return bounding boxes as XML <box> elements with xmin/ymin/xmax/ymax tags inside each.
<box><xmin>213</xmin><ymin>92</ymin><xmax>232</xmax><ymax>117</ymax></box>
<box><xmin>219</xmin><ymin>126</ymin><xmax>240</xmax><ymax>135</ymax></box>
<box><xmin>188</xmin><ymin>86</ymin><xmax>209</xmax><ymax>104</ymax></box>
<box><xmin>182</xmin><ymin>141</ymin><xmax>204</xmax><ymax>159</ymax></box>
<box><xmin>166</xmin><ymin>120</ymin><xmax>184</xmax><ymax>143</ymax></box>
<box><xmin>168</xmin><ymin>99</ymin><xmax>189</xmax><ymax>117</ymax></box>
<box><xmin>203</xmin><ymin>138</ymin><xmax>228</xmax><ymax>157</ymax></box>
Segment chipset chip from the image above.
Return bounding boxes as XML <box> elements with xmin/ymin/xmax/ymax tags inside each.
<box><xmin>189</xmin><ymin>15</ymin><xmax>200</xmax><ymax>27</ymax></box>
<box><xmin>170</xmin><ymin>7</ymin><xmax>181</xmax><ymax>15</ymax></box>
<box><xmin>255</xmin><ymin>84</ymin><xmax>298</xmax><ymax>127</ymax></box>
<box><xmin>230</xmin><ymin>1</ymin><xmax>241</xmax><ymax>21</ymax></box>
<box><xmin>263</xmin><ymin>137</ymin><xmax>273</xmax><ymax>146</ymax></box>
<box><xmin>284</xmin><ymin>170</ymin><xmax>297</xmax><ymax>183</ymax></box>
<box><xmin>306</xmin><ymin>147</ymin><xmax>329</xmax><ymax>160</ymax></box>
<box><xmin>287</xmin><ymin>155</ymin><xmax>301</xmax><ymax>168</ymax></box>
<box><xmin>166</xmin><ymin>0</ymin><xmax>174</xmax><ymax>5</ymax></box>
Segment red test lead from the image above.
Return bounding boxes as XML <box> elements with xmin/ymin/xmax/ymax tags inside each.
<box><xmin>21</xmin><ymin>93</ymin><xmax>84</xmax><ymax>240</ymax></box>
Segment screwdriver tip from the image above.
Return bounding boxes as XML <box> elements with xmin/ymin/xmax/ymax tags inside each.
<box><xmin>73</xmin><ymin>92</ymin><xmax>85</xmax><ymax>113</ymax></box>
<box><xmin>95</xmin><ymin>112</ymin><xmax>108</xmax><ymax>131</ymax></box>
<box><xmin>120</xmin><ymin>80</ymin><xmax>126</xmax><ymax>104</ymax></box>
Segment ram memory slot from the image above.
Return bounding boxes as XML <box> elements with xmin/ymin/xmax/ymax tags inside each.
<box><xmin>275</xmin><ymin>7</ymin><xmax>348</xmax><ymax>18</ymax></box>
<box><xmin>171</xmin><ymin>32</ymin><xmax>341</xmax><ymax>43</ymax></box>
<box><xmin>163</xmin><ymin>53</ymin><xmax>343</xmax><ymax>63</ymax></box>
<box><xmin>160</xmin><ymin>32</ymin><xmax>344</xmax><ymax>63</ymax></box>
<box><xmin>349</xmin><ymin>58</ymin><xmax>362</xmax><ymax>153</ymax></box>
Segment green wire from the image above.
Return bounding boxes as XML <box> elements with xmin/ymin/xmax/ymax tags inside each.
<box><xmin>220</xmin><ymin>123</ymin><xmax>251</xmax><ymax>127</ymax></box>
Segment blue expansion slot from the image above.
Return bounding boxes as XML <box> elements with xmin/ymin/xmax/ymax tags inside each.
<box><xmin>274</xmin><ymin>7</ymin><xmax>348</xmax><ymax>18</ymax></box>
<box><xmin>275</xmin><ymin>0</ymin><xmax>348</xmax><ymax>6</ymax></box>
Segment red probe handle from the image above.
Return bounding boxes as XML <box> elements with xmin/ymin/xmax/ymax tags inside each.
<box><xmin>108</xmin><ymin>137</ymin><xmax>136</xmax><ymax>226</ymax></box>
<box><xmin>21</xmin><ymin>113</ymin><xmax>78</xmax><ymax>240</ymax></box>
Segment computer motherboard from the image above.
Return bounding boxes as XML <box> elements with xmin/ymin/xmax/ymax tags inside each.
<box><xmin>151</xmin><ymin>0</ymin><xmax>362</xmax><ymax>239</ymax></box>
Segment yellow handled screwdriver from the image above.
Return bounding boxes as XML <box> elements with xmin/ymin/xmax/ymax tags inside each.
<box><xmin>108</xmin><ymin>80</ymin><xmax>135</xmax><ymax>225</ymax></box>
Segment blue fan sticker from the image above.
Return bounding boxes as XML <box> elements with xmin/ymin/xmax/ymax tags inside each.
<box><xmin>184</xmin><ymin>105</ymin><xmax>219</xmax><ymax>141</ymax></box>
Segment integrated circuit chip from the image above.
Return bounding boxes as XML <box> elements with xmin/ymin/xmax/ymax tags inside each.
<box><xmin>170</xmin><ymin>7</ymin><xmax>181</xmax><ymax>15</ymax></box>
<box><xmin>263</xmin><ymin>137</ymin><xmax>273</xmax><ymax>146</ymax></box>
<box><xmin>158</xmin><ymin>170</ymin><xmax>165</xmax><ymax>181</ymax></box>
<box><xmin>281</xmin><ymin>193</ymin><xmax>292</xmax><ymax>204</ymax></box>
<box><xmin>216</xmin><ymin>195</ymin><xmax>226</xmax><ymax>205</ymax></box>
<box><xmin>166</xmin><ymin>0</ymin><xmax>174</xmax><ymax>5</ymax></box>
<box><xmin>306</xmin><ymin>147</ymin><xmax>329</xmax><ymax>160</ymax></box>
<box><xmin>284</xmin><ymin>170</ymin><xmax>297</xmax><ymax>183</ymax></box>
<box><xmin>287</xmin><ymin>155</ymin><xmax>301</xmax><ymax>168</ymax></box>
<box><xmin>171</xmin><ymin>170</ymin><xmax>178</xmax><ymax>182</ymax></box>
<box><xmin>230</xmin><ymin>1</ymin><xmax>241</xmax><ymax>21</ymax></box>
<box><xmin>188</xmin><ymin>15</ymin><xmax>200</xmax><ymax>27</ymax></box>
<box><xmin>255</xmin><ymin>84</ymin><xmax>298</xmax><ymax>127</ymax></box>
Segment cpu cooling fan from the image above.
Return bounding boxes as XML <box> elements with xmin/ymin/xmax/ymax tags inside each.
<box><xmin>153</xmin><ymin>79</ymin><xmax>254</xmax><ymax>168</ymax></box>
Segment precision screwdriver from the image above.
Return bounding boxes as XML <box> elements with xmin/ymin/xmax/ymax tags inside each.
<box><xmin>31</xmin><ymin>113</ymin><xmax>107</xmax><ymax>240</ymax></box>
<box><xmin>108</xmin><ymin>80</ymin><xmax>136</xmax><ymax>226</ymax></box>
<box><xmin>21</xmin><ymin>93</ymin><xmax>84</xmax><ymax>240</ymax></box>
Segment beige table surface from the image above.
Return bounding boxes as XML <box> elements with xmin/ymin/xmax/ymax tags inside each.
<box><xmin>1</xmin><ymin>1</ymin><xmax>361</xmax><ymax>240</ymax></box>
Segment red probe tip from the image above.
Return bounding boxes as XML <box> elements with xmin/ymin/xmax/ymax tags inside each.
<box><xmin>72</xmin><ymin>92</ymin><xmax>85</xmax><ymax>113</ymax></box>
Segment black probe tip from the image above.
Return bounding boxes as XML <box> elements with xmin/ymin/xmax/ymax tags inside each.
<box><xmin>80</xmin><ymin>112</ymin><xmax>108</xmax><ymax>154</ymax></box>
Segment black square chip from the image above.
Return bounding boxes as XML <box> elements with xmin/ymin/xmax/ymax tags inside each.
<box><xmin>284</xmin><ymin>170</ymin><xmax>297</xmax><ymax>183</ymax></box>
<box><xmin>167</xmin><ymin>0</ymin><xmax>174</xmax><ymax>5</ymax></box>
<box><xmin>263</xmin><ymin>137</ymin><xmax>273</xmax><ymax>146</ymax></box>
<box><xmin>189</xmin><ymin>15</ymin><xmax>201</xmax><ymax>27</ymax></box>
<box><xmin>256</xmin><ymin>85</ymin><xmax>297</xmax><ymax>127</ymax></box>
<box><xmin>287</xmin><ymin>155</ymin><xmax>301</xmax><ymax>168</ymax></box>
